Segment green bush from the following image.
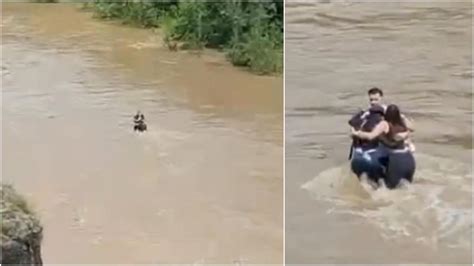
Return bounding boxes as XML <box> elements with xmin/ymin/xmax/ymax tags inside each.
<box><xmin>87</xmin><ymin>0</ymin><xmax>283</xmax><ymax>75</ymax></box>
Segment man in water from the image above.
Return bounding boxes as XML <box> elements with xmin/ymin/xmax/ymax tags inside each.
<box><xmin>364</xmin><ymin>87</ymin><xmax>416</xmax><ymax>152</ymax></box>
<box><xmin>348</xmin><ymin>103</ymin><xmax>386</xmax><ymax>184</ymax></box>
<box><xmin>348</xmin><ymin>87</ymin><xmax>415</xmax><ymax>185</ymax></box>
<box><xmin>361</xmin><ymin>87</ymin><xmax>414</xmax><ymax>131</ymax></box>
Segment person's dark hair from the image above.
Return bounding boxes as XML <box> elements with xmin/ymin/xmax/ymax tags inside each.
<box><xmin>384</xmin><ymin>104</ymin><xmax>405</xmax><ymax>128</ymax></box>
<box><xmin>369</xmin><ymin>104</ymin><xmax>384</xmax><ymax>115</ymax></box>
<box><xmin>368</xmin><ymin>87</ymin><xmax>383</xmax><ymax>96</ymax></box>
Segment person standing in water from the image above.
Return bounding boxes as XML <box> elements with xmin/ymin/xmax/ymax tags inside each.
<box><xmin>352</xmin><ymin>104</ymin><xmax>416</xmax><ymax>189</ymax></box>
<box><xmin>360</xmin><ymin>87</ymin><xmax>415</xmax><ymax>132</ymax></box>
<box><xmin>348</xmin><ymin>87</ymin><xmax>415</xmax><ymax>186</ymax></box>
<box><xmin>348</xmin><ymin>104</ymin><xmax>387</xmax><ymax>185</ymax></box>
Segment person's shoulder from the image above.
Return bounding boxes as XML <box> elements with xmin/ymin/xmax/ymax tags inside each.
<box><xmin>378</xmin><ymin>119</ymin><xmax>389</xmax><ymax>130</ymax></box>
<box><xmin>360</xmin><ymin>106</ymin><xmax>371</xmax><ymax>118</ymax></box>
<box><xmin>361</xmin><ymin>110</ymin><xmax>370</xmax><ymax>118</ymax></box>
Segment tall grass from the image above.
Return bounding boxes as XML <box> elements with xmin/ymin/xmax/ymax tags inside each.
<box><xmin>88</xmin><ymin>0</ymin><xmax>283</xmax><ymax>75</ymax></box>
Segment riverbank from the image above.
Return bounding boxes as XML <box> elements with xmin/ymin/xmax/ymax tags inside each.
<box><xmin>64</xmin><ymin>1</ymin><xmax>283</xmax><ymax>75</ymax></box>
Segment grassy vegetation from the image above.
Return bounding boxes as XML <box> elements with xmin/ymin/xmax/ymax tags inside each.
<box><xmin>1</xmin><ymin>183</ymin><xmax>42</xmax><ymax>243</ymax></box>
<box><xmin>1</xmin><ymin>183</ymin><xmax>43</xmax><ymax>265</ymax></box>
<box><xmin>85</xmin><ymin>0</ymin><xmax>283</xmax><ymax>75</ymax></box>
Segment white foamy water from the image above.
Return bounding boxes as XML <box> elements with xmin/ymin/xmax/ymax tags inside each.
<box><xmin>302</xmin><ymin>153</ymin><xmax>472</xmax><ymax>249</ymax></box>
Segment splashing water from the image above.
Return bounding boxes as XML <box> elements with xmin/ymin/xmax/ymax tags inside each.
<box><xmin>302</xmin><ymin>153</ymin><xmax>472</xmax><ymax>250</ymax></box>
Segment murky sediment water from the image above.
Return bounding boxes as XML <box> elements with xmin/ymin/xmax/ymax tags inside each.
<box><xmin>285</xmin><ymin>2</ymin><xmax>472</xmax><ymax>264</ymax></box>
<box><xmin>2</xmin><ymin>3</ymin><xmax>283</xmax><ymax>264</ymax></box>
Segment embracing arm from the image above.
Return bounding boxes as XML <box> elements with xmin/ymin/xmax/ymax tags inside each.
<box><xmin>393</xmin><ymin>131</ymin><xmax>410</xmax><ymax>141</ymax></box>
<box><xmin>352</xmin><ymin>121</ymin><xmax>387</xmax><ymax>140</ymax></box>
<box><xmin>401</xmin><ymin>114</ymin><xmax>414</xmax><ymax>132</ymax></box>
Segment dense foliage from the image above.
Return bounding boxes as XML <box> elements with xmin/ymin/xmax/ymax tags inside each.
<box><xmin>87</xmin><ymin>0</ymin><xmax>283</xmax><ymax>75</ymax></box>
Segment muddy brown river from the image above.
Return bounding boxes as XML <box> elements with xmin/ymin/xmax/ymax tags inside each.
<box><xmin>285</xmin><ymin>1</ymin><xmax>472</xmax><ymax>265</ymax></box>
<box><xmin>2</xmin><ymin>3</ymin><xmax>283</xmax><ymax>264</ymax></box>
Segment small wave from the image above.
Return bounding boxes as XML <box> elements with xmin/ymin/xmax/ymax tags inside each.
<box><xmin>1</xmin><ymin>66</ymin><xmax>10</xmax><ymax>76</ymax></box>
<box><xmin>136</xmin><ymin>129</ymin><xmax>190</xmax><ymax>151</ymax></box>
<box><xmin>128</xmin><ymin>41</ymin><xmax>162</xmax><ymax>50</ymax></box>
<box><xmin>452</xmin><ymin>70</ymin><xmax>473</xmax><ymax>79</ymax></box>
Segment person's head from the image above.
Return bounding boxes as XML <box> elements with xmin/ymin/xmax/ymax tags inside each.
<box><xmin>384</xmin><ymin>104</ymin><xmax>404</xmax><ymax>126</ymax></box>
<box><xmin>368</xmin><ymin>87</ymin><xmax>383</xmax><ymax>107</ymax></box>
<box><xmin>368</xmin><ymin>104</ymin><xmax>385</xmax><ymax>116</ymax></box>
<box><xmin>134</xmin><ymin>111</ymin><xmax>144</xmax><ymax>122</ymax></box>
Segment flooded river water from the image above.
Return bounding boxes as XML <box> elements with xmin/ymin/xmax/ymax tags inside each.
<box><xmin>285</xmin><ymin>1</ymin><xmax>472</xmax><ymax>264</ymax></box>
<box><xmin>2</xmin><ymin>3</ymin><xmax>283</xmax><ymax>264</ymax></box>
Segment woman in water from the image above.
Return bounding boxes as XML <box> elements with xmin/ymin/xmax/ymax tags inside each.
<box><xmin>351</xmin><ymin>104</ymin><xmax>416</xmax><ymax>189</ymax></box>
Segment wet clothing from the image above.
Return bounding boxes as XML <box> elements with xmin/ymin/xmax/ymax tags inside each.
<box><xmin>350</xmin><ymin>147</ymin><xmax>386</xmax><ymax>183</ymax></box>
<box><xmin>384</xmin><ymin>147</ymin><xmax>415</xmax><ymax>188</ymax></box>
<box><xmin>348</xmin><ymin>106</ymin><xmax>416</xmax><ymax>189</ymax></box>
<box><xmin>381</xmin><ymin>123</ymin><xmax>416</xmax><ymax>189</ymax></box>
<box><xmin>378</xmin><ymin>134</ymin><xmax>405</xmax><ymax>150</ymax></box>
<box><xmin>348</xmin><ymin>107</ymin><xmax>386</xmax><ymax>182</ymax></box>
<box><xmin>348</xmin><ymin>107</ymin><xmax>384</xmax><ymax>151</ymax></box>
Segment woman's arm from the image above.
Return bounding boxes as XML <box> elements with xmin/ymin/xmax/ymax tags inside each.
<box><xmin>352</xmin><ymin>121</ymin><xmax>387</xmax><ymax>140</ymax></box>
<box><xmin>394</xmin><ymin>131</ymin><xmax>410</xmax><ymax>141</ymax></box>
<box><xmin>401</xmin><ymin>114</ymin><xmax>414</xmax><ymax>132</ymax></box>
